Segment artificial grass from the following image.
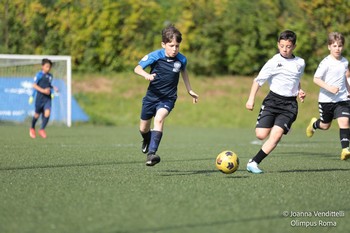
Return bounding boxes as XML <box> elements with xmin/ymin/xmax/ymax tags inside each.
<box><xmin>0</xmin><ymin>125</ymin><xmax>349</xmax><ymax>233</ymax></box>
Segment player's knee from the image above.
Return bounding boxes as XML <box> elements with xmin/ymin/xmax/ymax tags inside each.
<box><xmin>320</xmin><ymin>123</ymin><xmax>330</xmax><ymax>130</ymax></box>
<box><xmin>139</xmin><ymin>124</ymin><xmax>149</xmax><ymax>133</ymax></box>
<box><xmin>154</xmin><ymin>116</ymin><xmax>164</xmax><ymax>126</ymax></box>
<box><xmin>256</xmin><ymin>132</ymin><xmax>268</xmax><ymax>140</ymax></box>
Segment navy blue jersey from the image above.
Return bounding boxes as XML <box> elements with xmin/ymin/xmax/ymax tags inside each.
<box><xmin>33</xmin><ymin>71</ymin><xmax>53</xmax><ymax>103</ymax></box>
<box><xmin>139</xmin><ymin>49</ymin><xmax>187</xmax><ymax>101</ymax></box>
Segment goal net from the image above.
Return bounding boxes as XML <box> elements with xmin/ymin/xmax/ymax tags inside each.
<box><xmin>0</xmin><ymin>54</ymin><xmax>74</xmax><ymax>126</ymax></box>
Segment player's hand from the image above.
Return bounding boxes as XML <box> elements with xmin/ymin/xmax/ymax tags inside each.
<box><xmin>42</xmin><ymin>88</ymin><xmax>51</xmax><ymax>95</ymax></box>
<box><xmin>189</xmin><ymin>90</ymin><xmax>199</xmax><ymax>104</ymax></box>
<box><xmin>328</xmin><ymin>86</ymin><xmax>339</xmax><ymax>94</ymax></box>
<box><xmin>144</xmin><ymin>73</ymin><xmax>156</xmax><ymax>81</ymax></box>
<box><xmin>28</xmin><ymin>96</ymin><xmax>34</xmax><ymax>104</ymax></box>
<box><xmin>246</xmin><ymin>99</ymin><xmax>254</xmax><ymax>111</ymax></box>
<box><xmin>299</xmin><ymin>89</ymin><xmax>306</xmax><ymax>103</ymax></box>
<box><xmin>53</xmin><ymin>86</ymin><xmax>59</xmax><ymax>93</ymax></box>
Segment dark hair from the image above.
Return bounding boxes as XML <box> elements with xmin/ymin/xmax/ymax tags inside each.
<box><xmin>328</xmin><ymin>32</ymin><xmax>344</xmax><ymax>45</ymax></box>
<box><xmin>278</xmin><ymin>30</ymin><xmax>297</xmax><ymax>45</ymax></box>
<box><xmin>42</xmin><ymin>58</ymin><xmax>52</xmax><ymax>66</ymax></box>
<box><xmin>162</xmin><ymin>25</ymin><xmax>182</xmax><ymax>44</ymax></box>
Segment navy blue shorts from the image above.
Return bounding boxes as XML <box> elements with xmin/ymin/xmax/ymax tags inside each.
<box><xmin>141</xmin><ymin>98</ymin><xmax>176</xmax><ymax>120</ymax></box>
<box><xmin>35</xmin><ymin>99</ymin><xmax>51</xmax><ymax>114</ymax></box>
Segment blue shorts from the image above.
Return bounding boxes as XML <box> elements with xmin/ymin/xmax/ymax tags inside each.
<box><xmin>35</xmin><ymin>99</ymin><xmax>51</xmax><ymax>114</ymax></box>
<box><xmin>141</xmin><ymin>98</ymin><xmax>176</xmax><ymax>120</ymax></box>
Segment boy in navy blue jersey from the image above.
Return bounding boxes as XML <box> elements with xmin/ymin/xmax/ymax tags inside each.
<box><xmin>134</xmin><ymin>25</ymin><xmax>199</xmax><ymax>166</ymax></box>
<box><xmin>29</xmin><ymin>58</ymin><xmax>58</xmax><ymax>139</ymax></box>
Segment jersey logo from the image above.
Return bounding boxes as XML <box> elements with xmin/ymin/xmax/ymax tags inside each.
<box><xmin>277</xmin><ymin>63</ymin><xmax>283</xmax><ymax>68</ymax></box>
<box><xmin>173</xmin><ymin>61</ymin><xmax>182</xmax><ymax>72</ymax></box>
<box><xmin>296</xmin><ymin>65</ymin><xmax>302</xmax><ymax>72</ymax></box>
<box><xmin>141</xmin><ymin>55</ymin><xmax>149</xmax><ymax>61</ymax></box>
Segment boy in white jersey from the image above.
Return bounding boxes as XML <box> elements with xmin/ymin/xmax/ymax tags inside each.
<box><xmin>306</xmin><ymin>32</ymin><xmax>350</xmax><ymax>160</ymax></box>
<box><xmin>246</xmin><ymin>30</ymin><xmax>306</xmax><ymax>174</ymax></box>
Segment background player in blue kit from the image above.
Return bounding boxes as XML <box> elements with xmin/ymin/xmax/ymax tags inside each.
<box><xmin>245</xmin><ymin>30</ymin><xmax>306</xmax><ymax>174</ymax></box>
<box><xmin>134</xmin><ymin>25</ymin><xmax>199</xmax><ymax>166</ymax></box>
<box><xmin>29</xmin><ymin>58</ymin><xmax>58</xmax><ymax>139</ymax></box>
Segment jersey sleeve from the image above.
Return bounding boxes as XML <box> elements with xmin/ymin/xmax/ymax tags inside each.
<box><xmin>254</xmin><ymin>59</ymin><xmax>274</xmax><ymax>86</ymax></box>
<box><xmin>138</xmin><ymin>50</ymin><xmax>162</xmax><ymax>69</ymax></box>
<box><xmin>33</xmin><ymin>72</ymin><xmax>42</xmax><ymax>84</ymax></box>
<box><xmin>177</xmin><ymin>53</ymin><xmax>187</xmax><ymax>70</ymax></box>
<box><xmin>314</xmin><ymin>59</ymin><xmax>328</xmax><ymax>80</ymax></box>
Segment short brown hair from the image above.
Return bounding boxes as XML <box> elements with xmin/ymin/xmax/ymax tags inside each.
<box><xmin>162</xmin><ymin>25</ymin><xmax>182</xmax><ymax>44</ymax></box>
<box><xmin>328</xmin><ymin>32</ymin><xmax>345</xmax><ymax>45</ymax></box>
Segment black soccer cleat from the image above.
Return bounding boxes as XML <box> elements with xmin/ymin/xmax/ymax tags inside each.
<box><xmin>146</xmin><ymin>153</ymin><xmax>161</xmax><ymax>166</ymax></box>
<box><xmin>141</xmin><ymin>139</ymin><xmax>150</xmax><ymax>154</ymax></box>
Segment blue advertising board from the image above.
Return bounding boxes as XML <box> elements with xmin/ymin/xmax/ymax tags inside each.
<box><xmin>0</xmin><ymin>77</ymin><xmax>89</xmax><ymax>123</ymax></box>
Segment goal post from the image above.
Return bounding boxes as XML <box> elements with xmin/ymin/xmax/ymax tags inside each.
<box><xmin>0</xmin><ymin>54</ymin><xmax>77</xmax><ymax>127</ymax></box>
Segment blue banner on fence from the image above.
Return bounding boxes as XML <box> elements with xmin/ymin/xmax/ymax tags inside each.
<box><xmin>0</xmin><ymin>77</ymin><xmax>89</xmax><ymax>123</ymax></box>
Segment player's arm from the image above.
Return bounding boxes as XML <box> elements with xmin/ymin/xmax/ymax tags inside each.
<box><xmin>181</xmin><ymin>69</ymin><xmax>198</xmax><ymax>103</ymax></box>
<box><xmin>298</xmin><ymin>82</ymin><xmax>306</xmax><ymax>103</ymax></box>
<box><xmin>134</xmin><ymin>65</ymin><xmax>156</xmax><ymax>81</ymax></box>
<box><xmin>246</xmin><ymin>80</ymin><xmax>260</xmax><ymax>111</ymax></box>
<box><xmin>313</xmin><ymin>77</ymin><xmax>339</xmax><ymax>94</ymax></box>
<box><xmin>33</xmin><ymin>83</ymin><xmax>50</xmax><ymax>95</ymax></box>
<box><xmin>346</xmin><ymin>68</ymin><xmax>350</xmax><ymax>95</ymax></box>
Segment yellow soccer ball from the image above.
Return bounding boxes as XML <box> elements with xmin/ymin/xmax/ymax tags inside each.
<box><xmin>215</xmin><ymin>150</ymin><xmax>239</xmax><ymax>174</ymax></box>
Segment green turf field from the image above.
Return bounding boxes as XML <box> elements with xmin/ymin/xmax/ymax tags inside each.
<box><xmin>1</xmin><ymin>126</ymin><xmax>349</xmax><ymax>233</ymax></box>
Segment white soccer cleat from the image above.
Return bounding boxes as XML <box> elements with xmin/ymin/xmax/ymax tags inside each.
<box><xmin>247</xmin><ymin>159</ymin><xmax>263</xmax><ymax>174</ymax></box>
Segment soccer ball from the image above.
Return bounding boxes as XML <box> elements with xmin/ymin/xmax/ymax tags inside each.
<box><xmin>215</xmin><ymin>150</ymin><xmax>239</xmax><ymax>174</ymax></box>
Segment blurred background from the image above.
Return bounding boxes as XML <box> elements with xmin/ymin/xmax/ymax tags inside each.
<box><xmin>1</xmin><ymin>0</ymin><xmax>349</xmax><ymax>127</ymax></box>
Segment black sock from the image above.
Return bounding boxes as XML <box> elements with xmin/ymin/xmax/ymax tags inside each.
<box><xmin>339</xmin><ymin>128</ymin><xmax>350</xmax><ymax>149</ymax></box>
<box><xmin>140</xmin><ymin>130</ymin><xmax>151</xmax><ymax>142</ymax></box>
<box><xmin>41</xmin><ymin>116</ymin><xmax>50</xmax><ymax>129</ymax></box>
<box><xmin>252</xmin><ymin>149</ymin><xmax>268</xmax><ymax>164</ymax></box>
<box><xmin>148</xmin><ymin>131</ymin><xmax>163</xmax><ymax>154</ymax></box>
<box><xmin>31</xmin><ymin>117</ymin><xmax>38</xmax><ymax>129</ymax></box>
<box><xmin>313</xmin><ymin>119</ymin><xmax>321</xmax><ymax>130</ymax></box>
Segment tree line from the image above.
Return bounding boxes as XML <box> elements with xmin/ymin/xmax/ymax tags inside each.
<box><xmin>1</xmin><ymin>0</ymin><xmax>350</xmax><ymax>75</ymax></box>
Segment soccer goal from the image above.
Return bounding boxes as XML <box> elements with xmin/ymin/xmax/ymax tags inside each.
<box><xmin>0</xmin><ymin>54</ymin><xmax>73</xmax><ymax>127</ymax></box>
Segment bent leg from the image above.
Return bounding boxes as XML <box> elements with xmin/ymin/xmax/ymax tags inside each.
<box><xmin>337</xmin><ymin>117</ymin><xmax>350</xmax><ymax>149</ymax></box>
<box><xmin>149</xmin><ymin>108</ymin><xmax>169</xmax><ymax>154</ymax></box>
<box><xmin>255</xmin><ymin>128</ymin><xmax>271</xmax><ymax>140</ymax></box>
<box><xmin>140</xmin><ymin>119</ymin><xmax>152</xmax><ymax>134</ymax></box>
<box><xmin>41</xmin><ymin>109</ymin><xmax>51</xmax><ymax>129</ymax></box>
<box><xmin>261</xmin><ymin>125</ymin><xmax>284</xmax><ymax>154</ymax></box>
<box><xmin>140</xmin><ymin>119</ymin><xmax>152</xmax><ymax>153</ymax></box>
<box><xmin>31</xmin><ymin>112</ymin><xmax>40</xmax><ymax>129</ymax></box>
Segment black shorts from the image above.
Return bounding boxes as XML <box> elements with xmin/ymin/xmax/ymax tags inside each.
<box><xmin>256</xmin><ymin>91</ymin><xmax>298</xmax><ymax>134</ymax></box>
<box><xmin>35</xmin><ymin>99</ymin><xmax>51</xmax><ymax>114</ymax></box>
<box><xmin>318</xmin><ymin>101</ymin><xmax>350</xmax><ymax>123</ymax></box>
<box><xmin>140</xmin><ymin>97</ymin><xmax>176</xmax><ymax>120</ymax></box>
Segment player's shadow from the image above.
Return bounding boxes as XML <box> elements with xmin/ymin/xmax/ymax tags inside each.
<box><xmin>0</xmin><ymin>160</ymin><xmax>140</xmax><ymax>171</ymax></box>
<box><xmin>277</xmin><ymin>151</ymin><xmax>334</xmax><ymax>157</ymax></box>
<box><xmin>160</xmin><ymin>169</ymin><xmax>217</xmax><ymax>176</ymax></box>
<box><xmin>159</xmin><ymin>169</ymin><xmax>249</xmax><ymax>178</ymax></box>
<box><xmin>277</xmin><ymin>168</ymin><xmax>350</xmax><ymax>173</ymax></box>
<box><xmin>0</xmin><ymin>157</ymin><xmax>216</xmax><ymax>172</ymax></box>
